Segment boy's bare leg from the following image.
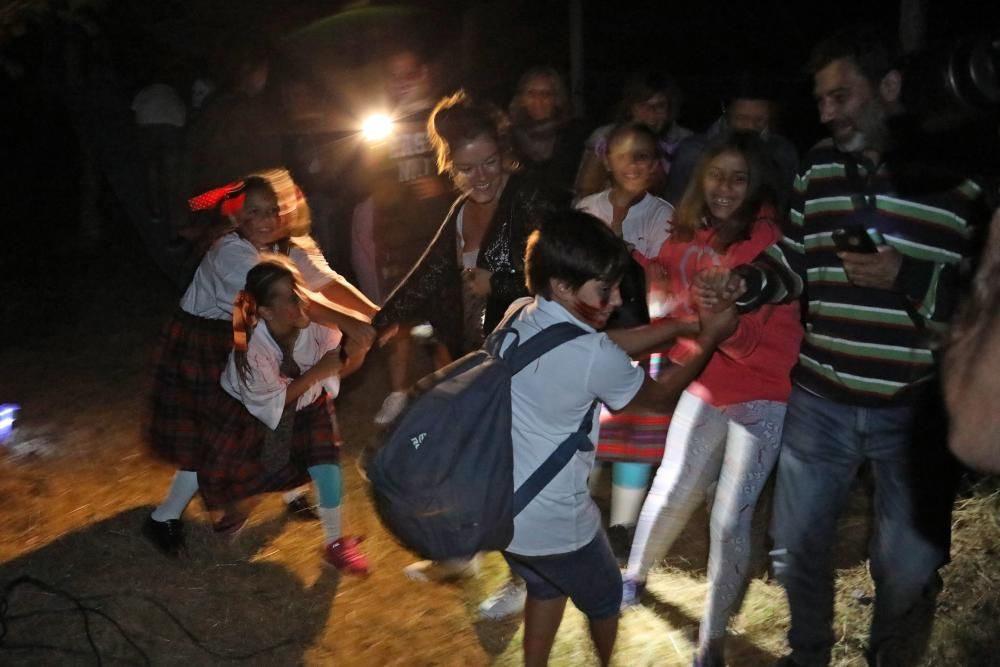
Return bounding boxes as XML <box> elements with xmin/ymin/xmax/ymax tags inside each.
<box><xmin>588</xmin><ymin>615</ymin><xmax>619</xmax><ymax>666</ymax></box>
<box><xmin>523</xmin><ymin>595</ymin><xmax>567</xmax><ymax>667</ymax></box>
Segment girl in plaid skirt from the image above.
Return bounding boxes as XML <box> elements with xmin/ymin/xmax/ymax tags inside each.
<box><xmin>146</xmin><ymin>172</ymin><xmax>377</xmax><ymax>557</ymax></box>
<box><xmin>199</xmin><ymin>257</ymin><xmax>368</xmax><ymax>574</ymax></box>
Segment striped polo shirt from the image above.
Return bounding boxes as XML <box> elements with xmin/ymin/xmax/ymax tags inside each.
<box><xmin>781</xmin><ymin>138</ymin><xmax>985</xmax><ymax>406</ymax></box>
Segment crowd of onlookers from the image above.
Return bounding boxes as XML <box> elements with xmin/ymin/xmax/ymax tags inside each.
<box><xmin>4</xmin><ymin>6</ymin><xmax>997</xmax><ymax>667</ymax></box>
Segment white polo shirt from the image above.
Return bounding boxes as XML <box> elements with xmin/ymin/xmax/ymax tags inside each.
<box><xmin>504</xmin><ymin>296</ymin><xmax>645</xmax><ymax>556</ymax></box>
<box><xmin>576</xmin><ymin>190</ymin><xmax>673</xmax><ymax>260</ymax></box>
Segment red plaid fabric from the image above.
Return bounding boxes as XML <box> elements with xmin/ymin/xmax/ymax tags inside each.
<box><xmin>197</xmin><ymin>392</ymin><xmax>341</xmax><ymax>510</ymax></box>
<box><xmin>595</xmin><ymin>352</ymin><xmax>672</xmax><ymax>464</ymax></box>
<box><xmin>147</xmin><ymin>310</ymin><xmax>233</xmax><ymax>469</ymax></box>
<box><xmin>595</xmin><ymin>407</ymin><xmax>671</xmax><ymax>464</ymax></box>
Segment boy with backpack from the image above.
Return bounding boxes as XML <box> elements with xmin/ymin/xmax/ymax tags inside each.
<box><xmin>370</xmin><ymin>209</ymin><xmax>737</xmax><ymax>665</ymax></box>
<box><xmin>502</xmin><ymin>210</ymin><xmax>737</xmax><ymax>666</ymax></box>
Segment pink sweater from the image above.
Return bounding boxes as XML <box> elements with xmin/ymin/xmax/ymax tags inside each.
<box><xmin>656</xmin><ymin>210</ymin><xmax>803</xmax><ymax>407</ymax></box>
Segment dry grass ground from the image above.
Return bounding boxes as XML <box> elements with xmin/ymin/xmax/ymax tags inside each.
<box><xmin>1</xmin><ymin>243</ymin><xmax>997</xmax><ymax>666</ymax></box>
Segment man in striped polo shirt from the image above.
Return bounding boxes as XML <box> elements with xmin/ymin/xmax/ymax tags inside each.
<box><xmin>769</xmin><ymin>26</ymin><xmax>986</xmax><ymax>667</ymax></box>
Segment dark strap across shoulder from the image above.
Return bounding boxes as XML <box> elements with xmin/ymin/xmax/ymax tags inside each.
<box><xmin>507</xmin><ymin>322</ymin><xmax>588</xmax><ymax>375</ymax></box>
<box><xmin>484</xmin><ymin>302</ymin><xmax>589</xmax><ymax>375</ymax></box>
<box><xmin>512</xmin><ymin>400</ymin><xmax>598</xmax><ymax>517</ymax></box>
<box><xmin>483</xmin><ymin>301</ymin><xmax>598</xmax><ymax>518</ymax></box>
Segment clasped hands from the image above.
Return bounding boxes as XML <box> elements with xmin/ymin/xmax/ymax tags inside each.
<box><xmin>690</xmin><ymin>266</ymin><xmax>744</xmax><ymax>343</ymax></box>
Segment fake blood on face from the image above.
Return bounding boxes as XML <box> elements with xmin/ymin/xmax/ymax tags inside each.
<box><xmin>571</xmin><ymin>294</ymin><xmax>612</xmax><ymax>329</ymax></box>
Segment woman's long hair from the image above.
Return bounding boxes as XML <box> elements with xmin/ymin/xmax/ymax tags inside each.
<box><xmin>670</xmin><ymin>131</ymin><xmax>777</xmax><ymax>247</ymax></box>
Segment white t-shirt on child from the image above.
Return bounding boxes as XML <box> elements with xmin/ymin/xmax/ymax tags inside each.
<box><xmin>576</xmin><ymin>190</ymin><xmax>673</xmax><ymax>260</ymax></box>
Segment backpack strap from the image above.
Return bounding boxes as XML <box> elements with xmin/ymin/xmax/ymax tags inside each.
<box><xmin>483</xmin><ymin>304</ymin><xmax>529</xmax><ymax>358</ymax></box>
<box><xmin>486</xmin><ymin>304</ymin><xmax>598</xmax><ymax>517</ymax></box>
<box><xmin>506</xmin><ymin>322</ymin><xmax>588</xmax><ymax>375</ymax></box>
<box><xmin>512</xmin><ymin>400</ymin><xmax>598</xmax><ymax>517</ymax></box>
<box><xmin>484</xmin><ymin>305</ymin><xmax>588</xmax><ymax>373</ymax></box>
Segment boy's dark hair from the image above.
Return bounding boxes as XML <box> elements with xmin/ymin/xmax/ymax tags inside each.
<box><xmin>726</xmin><ymin>69</ymin><xmax>779</xmax><ymax>105</ymax></box>
<box><xmin>617</xmin><ymin>68</ymin><xmax>683</xmax><ymax>125</ymax></box>
<box><xmin>807</xmin><ymin>24</ymin><xmax>900</xmax><ymax>85</ymax></box>
<box><xmin>525</xmin><ymin>210</ymin><xmax>630</xmax><ymax>298</ymax></box>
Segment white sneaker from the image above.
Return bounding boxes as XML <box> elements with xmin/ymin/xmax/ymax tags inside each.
<box><xmin>403</xmin><ymin>557</ymin><xmax>480</xmax><ymax>582</ymax></box>
<box><xmin>374</xmin><ymin>391</ymin><xmax>409</xmax><ymax>426</ymax></box>
<box><xmin>478</xmin><ymin>578</ymin><xmax>527</xmax><ymax>620</ymax></box>
<box><xmin>409</xmin><ymin>322</ymin><xmax>435</xmax><ymax>341</ymax></box>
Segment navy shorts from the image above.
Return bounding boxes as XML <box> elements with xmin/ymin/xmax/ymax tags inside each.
<box><xmin>503</xmin><ymin>531</ymin><xmax>622</xmax><ymax>620</ymax></box>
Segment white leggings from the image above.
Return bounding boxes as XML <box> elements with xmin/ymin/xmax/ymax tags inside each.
<box><xmin>625</xmin><ymin>390</ymin><xmax>785</xmax><ymax>647</ymax></box>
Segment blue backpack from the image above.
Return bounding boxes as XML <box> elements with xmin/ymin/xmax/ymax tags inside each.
<box><xmin>368</xmin><ymin>308</ymin><xmax>597</xmax><ymax>561</ymax></box>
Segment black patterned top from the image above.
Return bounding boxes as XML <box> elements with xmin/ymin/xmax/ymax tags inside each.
<box><xmin>373</xmin><ymin>172</ymin><xmax>568</xmax><ymax>357</ymax></box>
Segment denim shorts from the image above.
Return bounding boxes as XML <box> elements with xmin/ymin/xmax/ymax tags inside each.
<box><xmin>503</xmin><ymin>531</ymin><xmax>622</xmax><ymax>620</ymax></box>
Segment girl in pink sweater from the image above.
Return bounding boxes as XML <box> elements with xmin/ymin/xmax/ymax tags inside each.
<box><xmin>621</xmin><ymin>132</ymin><xmax>803</xmax><ymax>667</ymax></box>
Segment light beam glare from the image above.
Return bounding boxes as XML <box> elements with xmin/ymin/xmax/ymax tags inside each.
<box><xmin>361</xmin><ymin>114</ymin><xmax>393</xmax><ymax>142</ymax></box>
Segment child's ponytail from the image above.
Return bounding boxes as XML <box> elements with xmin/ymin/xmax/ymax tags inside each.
<box><xmin>232</xmin><ymin>290</ymin><xmax>258</xmax><ymax>387</ymax></box>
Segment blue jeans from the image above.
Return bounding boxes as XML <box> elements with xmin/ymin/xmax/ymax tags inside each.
<box><xmin>770</xmin><ymin>387</ymin><xmax>951</xmax><ymax>667</ymax></box>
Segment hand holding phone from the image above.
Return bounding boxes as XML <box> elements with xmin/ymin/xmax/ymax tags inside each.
<box><xmin>832</xmin><ymin>224</ymin><xmax>879</xmax><ymax>254</ymax></box>
<box><xmin>837</xmin><ymin>230</ymin><xmax>903</xmax><ymax>290</ymax></box>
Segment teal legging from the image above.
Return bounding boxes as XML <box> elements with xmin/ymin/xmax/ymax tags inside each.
<box><xmin>612</xmin><ymin>462</ymin><xmax>652</xmax><ymax>489</ymax></box>
<box><xmin>307</xmin><ymin>464</ymin><xmax>342</xmax><ymax>508</ymax></box>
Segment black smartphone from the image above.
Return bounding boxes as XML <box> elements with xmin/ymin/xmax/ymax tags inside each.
<box><xmin>831</xmin><ymin>224</ymin><xmax>879</xmax><ymax>254</ymax></box>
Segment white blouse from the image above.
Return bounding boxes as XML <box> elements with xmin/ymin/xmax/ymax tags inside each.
<box><xmin>221</xmin><ymin>321</ymin><xmax>342</xmax><ymax>430</ymax></box>
<box><xmin>180</xmin><ymin>233</ymin><xmax>349</xmax><ymax>320</ymax></box>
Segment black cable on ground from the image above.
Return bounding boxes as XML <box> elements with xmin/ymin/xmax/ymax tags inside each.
<box><xmin>0</xmin><ymin>575</ymin><xmax>296</xmax><ymax>664</ymax></box>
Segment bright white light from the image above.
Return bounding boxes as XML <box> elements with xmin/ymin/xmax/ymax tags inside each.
<box><xmin>361</xmin><ymin>114</ymin><xmax>393</xmax><ymax>142</ymax></box>
<box><xmin>0</xmin><ymin>403</ymin><xmax>19</xmax><ymax>443</ymax></box>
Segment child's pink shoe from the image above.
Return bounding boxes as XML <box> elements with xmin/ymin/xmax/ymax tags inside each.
<box><xmin>323</xmin><ymin>536</ymin><xmax>370</xmax><ymax>576</ymax></box>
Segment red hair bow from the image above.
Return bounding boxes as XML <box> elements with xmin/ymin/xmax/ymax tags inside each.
<box><xmin>188</xmin><ymin>181</ymin><xmax>247</xmax><ymax>217</ymax></box>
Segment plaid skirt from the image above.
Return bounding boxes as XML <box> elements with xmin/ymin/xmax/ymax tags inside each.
<box><xmin>147</xmin><ymin>309</ymin><xmax>232</xmax><ymax>469</ymax></box>
<box><xmin>595</xmin><ymin>409</ymin><xmax>671</xmax><ymax>464</ymax></box>
<box><xmin>198</xmin><ymin>392</ymin><xmax>341</xmax><ymax>510</ymax></box>
<box><xmin>595</xmin><ymin>353</ymin><xmax>672</xmax><ymax>464</ymax></box>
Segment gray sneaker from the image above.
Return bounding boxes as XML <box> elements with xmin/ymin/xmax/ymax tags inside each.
<box><xmin>620</xmin><ymin>576</ymin><xmax>646</xmax><ymax>609</ymax></box>
<box><xmin>478</xmin><ymin>578</ymin><xmax>528</xmax><ymax>620</ymax></box>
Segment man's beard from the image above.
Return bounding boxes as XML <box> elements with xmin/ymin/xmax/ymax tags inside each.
<box><xmin>835</xmin><ymin>128</ymin><xmax>870</xmax><ymax>153</ymax></box>
<box><xmin>832</xmin><ymin>103</ymin><xmax>888</xmax><ymax>155</ymax></box>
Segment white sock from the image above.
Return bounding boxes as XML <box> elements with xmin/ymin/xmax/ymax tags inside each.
<box><xmin>609</xmin><ymin>484</ymin><xmax>648</xmax><ymax>528</ymax></box>
<box><xmin>317</xmin><ymin>505</ymin><xmax>342</xmax><ymax>545</ymax></box>
<box><xmin>151</xmin><ymin>470</ymin><xmax>199</xmax><ymax>522</ymax></box>
<box><xmin>282</xmin><ymin>484</ymin><xmax>309</xmax><ymax>504</ymax></box>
